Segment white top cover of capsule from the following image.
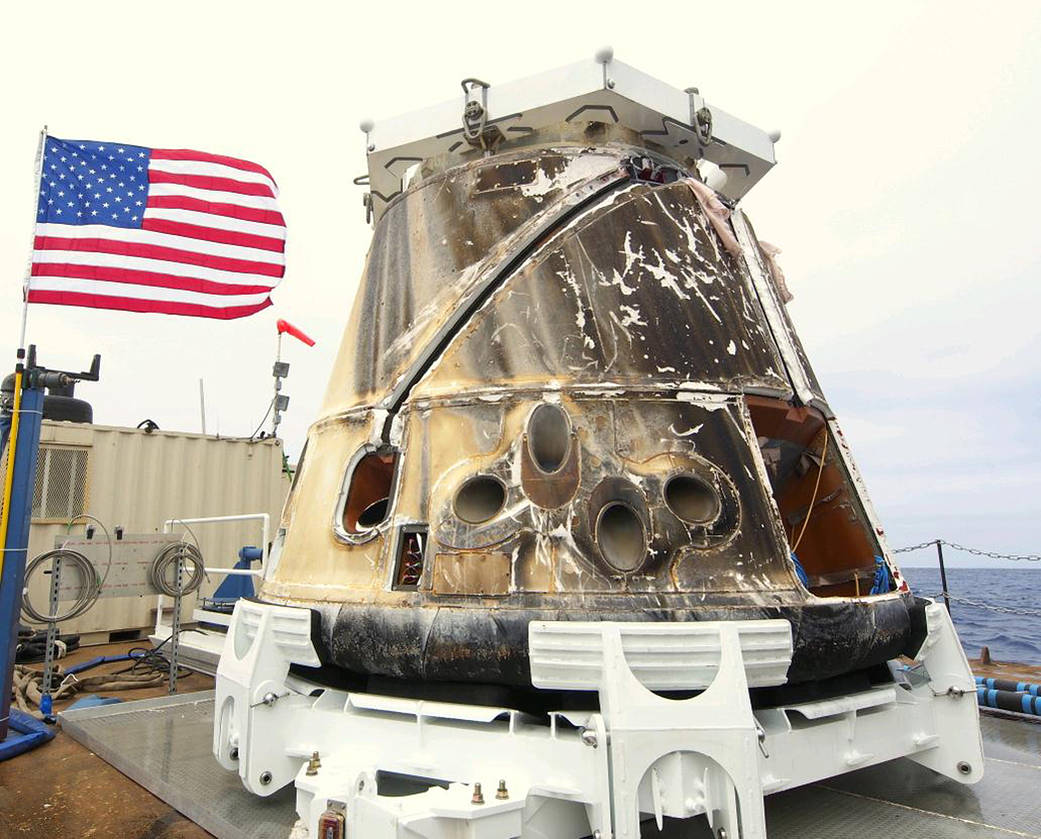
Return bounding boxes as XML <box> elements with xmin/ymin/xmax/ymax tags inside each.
<box><xmin>360</xmin><ymin>52</ymin><xmax>778</xmax><ymax>219</ymax></box>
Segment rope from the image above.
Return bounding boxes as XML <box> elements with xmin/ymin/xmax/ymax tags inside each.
<box><xmin>893</xmin><ymin>539</ymin><xmax>1041</xmax><ymax>562</ymax></box>
<box><xmin>11</xmin><ymin>633</ymin><xmax>192</xmax><ymax>718</ymax></box>
<box><xmin>12</xmin><ymin>661</ymin><xmax>165</xmax><ymax>717</ymax></box>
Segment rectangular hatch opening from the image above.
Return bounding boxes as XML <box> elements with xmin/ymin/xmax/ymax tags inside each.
<box><xmin>747</xmin><ymin>396</ymin><xmax>893</xmax><ymax>598</ymax></box>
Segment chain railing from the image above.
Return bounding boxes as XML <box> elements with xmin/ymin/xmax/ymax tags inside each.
<box><xmin>917</xmin><ymin>592</ymin><xmax>1041</xmax><ymax>619</ymax></box>
<box><xmin>944</xmin><ymin>595</ymin><xmax>1041</xmax><ymax>619</ymax></box>
<box><xmin>892</xmin><ymin>538</ymin><xmax>1040</xmax><ymax>619</ymax></box>
<box><xmin>891</xmin><ymin>540</ymin><xmax>941</xmax><ymax>554</ymax></box>
<box><xmin>893</xmin><ymin>539</ymin><xmax>1041</xmax><ymax>562</ymax></box>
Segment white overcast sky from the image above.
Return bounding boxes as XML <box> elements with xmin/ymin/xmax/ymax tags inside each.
<box><xmin>2</xmin><ymin>2</ymin><xmax>1038</xmax><ymax>567</ymax></box>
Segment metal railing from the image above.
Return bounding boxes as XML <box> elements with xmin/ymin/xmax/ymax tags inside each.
<box><xmin>155</xmin><ymin>513</ymin><xmax>271</xmax><ymax>692</ymax></box>
<box><xmin>893</xmin><ymin>539</ymin><xmax>1040</xmax><ymax>618</ymax></box>
<box><xmin>163</xmin><ymin>513</ymin><xmax>270</xmax><ymax>578</ymax></box>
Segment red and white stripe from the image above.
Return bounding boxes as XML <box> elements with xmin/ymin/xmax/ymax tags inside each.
<box><xmin>29</xmin><ymin>148</ymin><xmax>285</xmax><ymax>319</ymax></box>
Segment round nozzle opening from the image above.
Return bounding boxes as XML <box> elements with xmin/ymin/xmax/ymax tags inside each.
<box><xmin>595</xmin><ymin>502</ymin><xmax>646</xmax><ymax>572</ymax></box>
<box><xmin>454</xmin><ymin>475</ymin><xmax>507</xmax><ymax>524</ymax></box>
<box><xmin>664</xmin><ymin>474</ymin><xmax>721</xmax><ymax>525</ymax></box>
<box><xmin>527</xmin><ymin>403</ymin><xmax>571</xmax><ymax>474</ymax></box>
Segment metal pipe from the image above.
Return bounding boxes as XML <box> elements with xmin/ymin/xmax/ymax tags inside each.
<box><xmin>163</xmin><ymin>513</ymin><xmax>270</xmax><ymax>570</ymax></box>
<box><xmin>272</xmin><ymin>332</ymin><xmax>283</xmax><ymax>438</ymax></box>
<box><xmin>936</xmin><ymin>539</ymin><xmax>952</xmax><ymax>615</ymax></box>
<box><xmin>0</xmin><ymin>368</ymin><xmax>25</xmax><ymax>574</ymax></box>
<box><xmin>203</xmin><ymin>568</ymin><xmax>262</xmax><ymax>577</ymax></box>
<box><xmin>156</xmin><ymin>514</ymin><xmax>270</xmax><ymax>644</ymax></box>
<box><xmin>199</xmin><ymin>378</ymin><xmax>206</xmax><ymax>435</ymax></box>
<box><xmin>19</xmin><ymin>127</ymin><xmax>48</xmax><ymax>350</ymax></box>
<box><xmin>0</xmin><ymin>384</ymin><xmax>44</xmax><ymax>740</ymax></box>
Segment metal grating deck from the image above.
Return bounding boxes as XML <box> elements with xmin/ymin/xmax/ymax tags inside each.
<box><xmin>59</xmin><ymin>692</ymin><xmax>296</xmax><ymax>839</ymax></box>
<box><xmin>60</xmin><ymin>693</ymin><xmax>1041</xmax><ymax>839</ymax></box>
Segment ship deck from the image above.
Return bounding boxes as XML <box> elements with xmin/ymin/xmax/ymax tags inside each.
<box><xmin>2</xmin><ymin>640</ymin><xmax>1039</xmax><ymax>839</ymax></box>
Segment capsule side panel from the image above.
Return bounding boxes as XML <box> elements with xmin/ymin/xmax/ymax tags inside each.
<box><xmin>412</xmin><ymin>179</ymin><xmax>791</xmax><ymax>399</ymax></box>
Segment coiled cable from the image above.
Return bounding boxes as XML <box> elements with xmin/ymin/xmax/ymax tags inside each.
<box><xmin>149</xmin><ymin>541</ymin><xmax>205</xmax><ymax>596</ymax></box>
<box><xmin>21</xmin><ymin>514</ymin><xmax>114</xmax><ymax>623</ymax></box>
<box><xmin>22</xmin><ymin>515</ymin><xmax>205</xmax><ymax>621</ymax></box>
<box><xmin>114</xmin><ymin>633</ymin><xmax>192</xmax><ymax>682</ymax></box>
<box><xmin>21</xmin><ymin>548</ymin><xmax>101</xmax><ymax>623</ymax></box>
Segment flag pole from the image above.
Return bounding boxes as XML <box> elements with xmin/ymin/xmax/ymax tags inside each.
<box><xmin>271</xmin><ymin>330</ymin><xmax>283</xmax><ymax>437</ymax></box>
<box><xmin>19</xmin><ymin>125</ymin><xmax>47</xmax><ymax>351</ymax></box>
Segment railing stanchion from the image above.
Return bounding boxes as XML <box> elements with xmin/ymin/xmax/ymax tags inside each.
<box><xmin>935</xmin><ymin>539</ymin><xmax>952</xmax><ymax>616</ymax></box>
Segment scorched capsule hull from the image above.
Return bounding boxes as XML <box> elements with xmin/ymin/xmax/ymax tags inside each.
<box><xmin>257</xmin><ymin>99</ymin><xmax>923</xmax><ymax>701</ymax></box>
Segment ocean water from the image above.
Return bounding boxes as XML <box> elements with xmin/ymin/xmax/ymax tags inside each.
<box><xmin>901</xmin><ymin>567</ymin><xmax>1041</xmax><ymax>666</ymax></box>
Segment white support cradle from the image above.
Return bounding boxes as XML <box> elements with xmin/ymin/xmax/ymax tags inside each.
<box><xmin>213</xmin><ymin>601</ymin><xmax>983</xmax><ymax>838</ymax></box>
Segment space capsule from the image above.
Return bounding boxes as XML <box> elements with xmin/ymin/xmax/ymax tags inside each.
<box><xmin>258</xmin><ymin>60</ymin><xmax>922</xmax><ymax>706</ymax></box>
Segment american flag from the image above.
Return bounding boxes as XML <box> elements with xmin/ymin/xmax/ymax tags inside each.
<box><xmin>29</xmin><ymin>135</ymin><xmax>285</xmax><ymax>319</ymax></box>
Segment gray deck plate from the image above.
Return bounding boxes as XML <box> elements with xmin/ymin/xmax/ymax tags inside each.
<box><xmin>60</xmin><ymin>693</ymin><xmax>1041</xmax><ymax>839</ymax></box>
<box><xmin>60</xmin><ymin>692</ymin><xmax>296</xmax><ymax>839</ymax></box>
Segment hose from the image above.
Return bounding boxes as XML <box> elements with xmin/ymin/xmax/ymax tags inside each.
<box><xmin>149</xmin><ymin>541</ymin><xmax>205</xmax><ymax>596</ymax></box>
<box><xmin>976</xmin><ymin>676</ymin><xmax>1040</xmax><ymax>696</ymax></box>
<box><xmin>977</xmin><ymin>685</ymin><xmax>1041</xmax><ymax>717</ymax></box>
<box><xmin>12</xmin><ymin>632</ymin><xmax>195</xmax><ymax>717</ymax></box>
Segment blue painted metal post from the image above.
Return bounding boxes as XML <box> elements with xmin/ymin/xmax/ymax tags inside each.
<box><xmin>0</xmin><ymin>381</ymin><xmax>45</xmax><ymax>741</ymax></box>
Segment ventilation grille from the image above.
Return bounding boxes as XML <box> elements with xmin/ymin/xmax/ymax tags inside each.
<box><xmin>32</xmin><ymin>445</ymin><xmax>89</xmax><ymax>521</ymax></box>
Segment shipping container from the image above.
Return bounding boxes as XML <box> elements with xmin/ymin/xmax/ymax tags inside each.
<box><xmin>20</xmin><ymin>420</ymin><xmax>290</xmax><ymax>640</ymax></box>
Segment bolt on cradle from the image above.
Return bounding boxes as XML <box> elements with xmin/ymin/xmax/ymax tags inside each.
<box><xmin>213</xmin><ymin>51</ymin><xmax>984</xmax><ymax>839</ymax></box>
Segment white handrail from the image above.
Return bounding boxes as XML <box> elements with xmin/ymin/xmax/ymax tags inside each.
<box><xmin>163</xmin><ymin>513</ymin><xmax>270</xmax><ymax>578</ymax></box>
<box><xmin>154</xmin><ymin>512</ymin><xmax>272</xmax><ymax>641</ymax></box>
